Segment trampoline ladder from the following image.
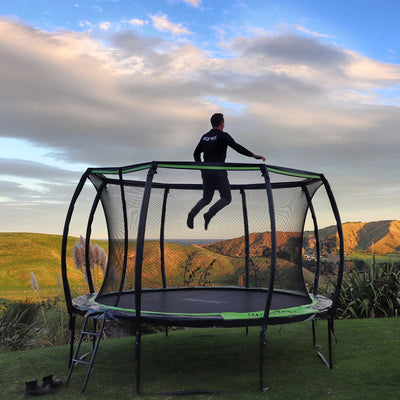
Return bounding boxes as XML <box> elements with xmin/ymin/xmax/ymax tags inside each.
<box><xmin>66</xmin><ymin>315</ymin><xmax>106</xmax><ymax>393</ymax></box>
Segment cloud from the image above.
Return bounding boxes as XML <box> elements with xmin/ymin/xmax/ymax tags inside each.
<box><xmin>233</xmin><ymin>33</ymin><xmax>349</xmax><ymax>70</ymax></box>
<box><xmin>150</xmin><ymin>13</ymin><xmax>192</xmax><ymax>36</ymax></box>
<box><xmin>0</xmin><ymin>158</ymin><xmax>76</xmax><ymax>182</ymax></box>
<box><xmin>168</xmin><ymin>0</ymin><xmax>202</xmax><ymax>7</ymax></box>
<box><xmin>295</xmin><ymin>25</ymin><xmax>335</xmax><ymax>39</ymax></box>
<box><xmin>0</xmin><ymin>18</ymin><xmax>400</xmax><ymax>232</ymax></box>
<box><xmin>0</xmin><ymin>157</ymin><xmax>96</xmax><ymax>234</ymax></box>
<box><xmin>129</xmin><ymin>18</ymin><xmax>146</xmax><ymax>27</ymax></box>
<box><xmin>182</xmin><ymin>0</ymin><xmax>202</xmax><ymax>6</ymax></box>
<box><xmin>99</xmin><ymin>21</ymin><xmax>111</xmax><ymax>31</ymax></box>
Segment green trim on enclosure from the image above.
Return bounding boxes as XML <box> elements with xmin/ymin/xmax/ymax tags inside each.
<box><xmin>90</xmin><ymin>162</ymin><xmax>322</xmax><ymax>180</ymax></box>
<box><xmin>90</xmin><ymin>295</ymin><xmax>320</xmax><ymax>320</ymax></box>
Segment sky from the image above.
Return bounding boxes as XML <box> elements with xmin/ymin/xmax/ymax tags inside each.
<box><xmin>0</xmin><ymin>0</ymin><xmax>400</xmax><ymax>237</ymax></box>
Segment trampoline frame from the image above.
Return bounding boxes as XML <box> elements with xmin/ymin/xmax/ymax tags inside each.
<box><xmin>61</xmin><ymin>161</ymin><xmax>344</xmax><ymax>394</ymax></box>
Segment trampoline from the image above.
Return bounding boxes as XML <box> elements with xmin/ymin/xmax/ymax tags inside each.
<box><xmin>61</xmin><ymin>161</ymin><xmax>344</xmax><ymax>393</ymax></box>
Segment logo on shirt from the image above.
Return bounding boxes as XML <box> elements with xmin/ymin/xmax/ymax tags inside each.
<box><xmin>203</xmin><ymin>135</ymin><xmax>217</xmax><ymax>142</ymax></box>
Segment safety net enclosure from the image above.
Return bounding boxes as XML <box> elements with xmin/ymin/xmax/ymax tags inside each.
<box><xmin>61</xmin><ymin>161</ymin><xmax>344</xmax><ymax>393</ymax></box>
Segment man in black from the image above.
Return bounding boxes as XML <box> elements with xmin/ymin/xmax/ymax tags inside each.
<box><xmin>187</xmin><ymin>113</ymin><xmax>266</xmax><ymax>230</ymax></box>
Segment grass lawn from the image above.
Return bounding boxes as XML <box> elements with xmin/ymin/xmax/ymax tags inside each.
<box><xmin>1</xmin><ymin>318</ymin><xmax>399</xmax><ymax>400</ymax></box>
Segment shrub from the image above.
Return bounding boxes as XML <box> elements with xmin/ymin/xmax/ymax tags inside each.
<box><xmin>0</xmin><ymin>300</ymin><xmax>39</xmax><ymax>351</ymax></box>
<box><xmin>337</xmin><ymin>262</ymin><xmax>400</xmax><ymax>318</ymax></box>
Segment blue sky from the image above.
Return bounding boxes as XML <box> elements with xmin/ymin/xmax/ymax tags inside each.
<box><xmin>1</xmin><ymin>0</ymin><xmax>400</xmax><ymax>236</ymax></box>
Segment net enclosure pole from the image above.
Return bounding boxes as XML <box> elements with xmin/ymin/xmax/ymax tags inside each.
<box><xmin>321</xmin><ymin>175</ymin><xmax>344</xmax><ymax>317</ymax></box>
<box><xmin>134</xmin><ymin>162</ymin><xmax>158</xmax><ymax>394</ymax></box>
<box><xmin>112</xmin><ymin>168</ymin><xmax>130</xmax><ymax>308</ymax></box>
<box><xmin>321</xmin><ymin>175</ymin><xmax>344</xmax><ymax>369</ymax></box>
<box><xmin>159</xmin><ymin>186</ymin><xmax>170</xmax><ymax>288</ymax></box>
<box><xmin>61</xmin><ymin>168</ymin><xmax>90</xmax><ymax>367</ymax></box>
<box><xmin>259</xmin><ymin>164</ymin><xmax>277</xmax><ymax>391</ymax></box>
<box><xmin>302</xmin><ymin>183</ymin><xmax>321</xmax><ymax>296</ymax></box>
<box><xmin>84</xmin><ymin>182</ymin><xmax>106</xmax><ymax>294</ymax></box>
<box><xmin>240</xmin><ymin>188</ymin><xmax>250</xmax><ymax>288</ymax></box>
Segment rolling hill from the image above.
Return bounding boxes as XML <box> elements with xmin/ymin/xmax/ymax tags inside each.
<box><xmin>1</xmin><ymin>220</ymin><xmax>399</xmax><ymax>300</ymax></box>
<box><xmin>203</xmin><ymin>220</ymin><xmax>400</xmax><ymax>257</ymax></box>
<box><xmin>0</xmin><ymin>233</ymin><xmax>89</xmax><ymax>300</ymax></box>
<box><xmin>303</xmin><ymin>220</ymin><xmax>400</xmax><ymax>255</ymax></box>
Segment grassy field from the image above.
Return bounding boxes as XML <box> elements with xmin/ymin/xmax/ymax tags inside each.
<box><xmin>0</xmin><ymin>233</ymin><xmax>95</xmax><ymax>300</ymax></box>
<box><xmin>1</xmin><ymin>317</ymin><xmax>399</xmax><ymax>400</ymax></box>
<box><xmin>347</xmin><ymin>251</ymin><xmax>400</xmax><ymax>264</ymax></box>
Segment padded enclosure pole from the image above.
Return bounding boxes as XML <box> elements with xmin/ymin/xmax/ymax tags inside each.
<box><xmin>259</xmin><ymin>164</ymin><xmax>277</xmax><ymax>391</ymax></box>
<box><xmin>134</xmin><ymin>162</ymin><xmax>157</xmax><ymax>395</ymax></box>
<box><xmin>321</xmin><ymin>176</ymin><xmax>344</xmax><ymax>315</ymax></box>
<box><xmin>61</xmin><ymin>169</ymin><xmax>90</xmax><ymax>315</ymax></box>
<box><xmin>240</xmin><ymin>188</ymin><xmax>250</xmax><ymax>288</ymax></box>
<box><xmin>321</xmin><ymin>175</ymin><xmax>344</xmax><ymax>369</ymax></box>
<box><xmin>114</xmin><ymin>168</ymin><xmax>130</xmax><ymax>307</ymax></box>
<box><xmin>160</xmin><ymin>186</ymin><xmax>170</xmax><ymax>288</ymax></box>
<box><xmin>84</xmin><ymin>184</ymin><xmax>105</xmax><ymax>294</ymax></box>
<box><xmin>61</xmin><ymin>169</ymin><xmax>90</xmax><ymax>368</ymax></box>
<box><xmin>302</xmin><ymin>184</ymin><xmax>321</xmax><ymax>296</ymax></box>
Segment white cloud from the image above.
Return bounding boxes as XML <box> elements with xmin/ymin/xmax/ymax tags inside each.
<box><xmin>150</xmin><ymin>13</ymin><xmax>192</xmax><ymax>36</ymax></box>
<box><xmin>129</xmin><ymin>18</ymin><xmax>146</xmax><ymax>27</ymax></box>
<box><xmin>295</xmin><ymin>25</ymin><xmax>335</xmax><ymax>39</ymax></box>
<box><xmin>182</xmin><ymin>0</ymin><xmax>202</xmax><ymax>6</ymax></box>
<box><xmin>0</xmin><ymin>18</ymin><xmax>400</xmax><ymax>232</ymax></box>
<box><xmin>99</xmin><ymin>21</ymin><xmax>111</xmax><ymax>31</ymax></box>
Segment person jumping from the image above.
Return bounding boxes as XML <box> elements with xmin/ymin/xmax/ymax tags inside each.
<box><xmin>187</xmin><ymin>113</ymin><xmax>266</xmax><ymax>230</ymax></box>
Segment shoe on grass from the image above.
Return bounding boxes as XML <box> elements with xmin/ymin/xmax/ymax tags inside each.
<box><xmin>24</xmin><ymin>379</ymin><xmax>51</xmax><ymax>397</ymax></box>
<box><xmin>42</xmin><ymin>375</ymin><xmax>62</xmax><ymax>389</ymax></box>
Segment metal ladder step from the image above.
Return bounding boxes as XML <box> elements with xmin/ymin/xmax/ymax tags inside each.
<box><xmin>66</xmin><ymin>315</ymin><xmax>106</xmax><ymax>392</ymax></box>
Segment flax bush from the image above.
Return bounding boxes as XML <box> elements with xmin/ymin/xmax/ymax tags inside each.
<box><xmin>0</xmin><ymin>300</ymin><xmax>39</xmax><ymax>351</ymax></box>
<box><xmin>337</xmin><ymin>261</ymin><xmax>400</xmax><ymax>318</ymax></box>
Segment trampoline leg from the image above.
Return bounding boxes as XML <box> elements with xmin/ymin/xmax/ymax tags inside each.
<box><xmin>312</xmin><ymin>317</ymin><xmax>334</xmax><ymax>369</ymax></box>
<box><xmin>68</xmin><ymin>313</ymin><xmax>76</xmax><ymax>368</ymax></box>
<box><xmin>328</xmin><ymin>316</ymin><xmax>334</xmax><ymax>369</ymax></box>
<box><xmin>135</xmin><ymin>329</ymin><xmax>143</xmax><ymax>394</ymax></box>
<box><xmin>259</xmin><ymin>328</ymin><xmax>268</xmax><ymax>392</ymax></box>
<box><xmin>312</xmin><ymin>319</ymin><xmax>316</xmax><ymax>348</ymax></box>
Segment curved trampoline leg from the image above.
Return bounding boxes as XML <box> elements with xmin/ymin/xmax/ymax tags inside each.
<box><xmin>328</xmin><ymin>316</ymin><xmax>334</xmax><ymax>369</ymax></box>
<box><xmin>259</xmin><ymin>327</ymin><xmax>269</xmax><ymax>392</ymax></box>
<box><xmin>312</xmin><ymin>317</ymin><xmax>334</xmax><ymax>369</ymax></box>
<box><xmin>68</xmin><ymin>313</ymin><xmax>76</xmax><ymax>368</ymax></box>
<box><xmin>135</xmin><ymin>329</ymin><xmax>143</xmax><ymax>394</ymax></box>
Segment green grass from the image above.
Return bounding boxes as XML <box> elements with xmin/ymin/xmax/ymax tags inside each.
<box><xmin>347</xmin><ymin>251</ymin><xmax>400</xmax><ymax>264</ymax></box>
<box><xmin>1</xmin><ymin>318</ymin><xmax>399</xmax><ymax>400</ymax></box>
<box><xmin>0</xmin><ymin>233</ymin><xmax>98</xmax><ymax>300</ymax></box>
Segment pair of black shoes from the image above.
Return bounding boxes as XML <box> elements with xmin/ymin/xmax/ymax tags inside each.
<box><xmin>24</xmin><ymin>375</ymin><xmax>62</xmax><ymax>397</ymax></box>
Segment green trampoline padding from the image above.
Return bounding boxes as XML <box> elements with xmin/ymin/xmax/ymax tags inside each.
<box><xmin>71</xmin><ymin>288</ymin><xmax>332</xmax><ymax>327</ymax></box>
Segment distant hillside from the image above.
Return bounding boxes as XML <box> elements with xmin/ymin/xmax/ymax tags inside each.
<box><xmin>204</xmin><ymin>220</ymin><xmax>400</xmax><ymax>257</ymax></box>
<box><xmin>303</xmin><ymin>220</ymin><xmax>400</xmax><ymax>255</ymax></box>
<box><xmin>0</xmin><ymin>232</ymin><xmax>301</xmax><ymax>300</ymax></box>
<box><xmin>0</xmin><ymin>233</ymin><xmax>90</xmax><ymax>300</ymax></box>
<box><xmin>202</xmin><ymin>231</ymin><xmax>301</xmax><ymax>258</ymax></box>
<box><xmin>1</xmin><ymin>221</ymin><xmax>399</xmax><ymax>300</ymax></box>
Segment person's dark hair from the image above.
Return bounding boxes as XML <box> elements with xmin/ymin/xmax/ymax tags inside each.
<box><xmin>210</xmin><ymin>113</ymin><xmax>224</xmax><ymax>128</ymax></box>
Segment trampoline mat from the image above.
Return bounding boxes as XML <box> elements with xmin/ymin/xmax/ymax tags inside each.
<box><xmin>72</xmin><ymin>288</ymin><xmax>332</xmax><ymax>327</ymax></box>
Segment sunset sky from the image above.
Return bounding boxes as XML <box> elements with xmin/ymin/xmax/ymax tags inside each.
<box><xmin>1</xmin><ymin>0</ymin><xmax>399</xmax><ymax>237</ymax></box>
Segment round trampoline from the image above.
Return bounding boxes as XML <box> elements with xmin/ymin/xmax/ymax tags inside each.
<box><xmin>72</xmin><ymin>289</ymin><xmax>332</xmax><ymax>327</ymax></box>
<box><xmin>61</xmin><ymin>161</ymin><xmax>344</xmax><ymax>393</ymax></box>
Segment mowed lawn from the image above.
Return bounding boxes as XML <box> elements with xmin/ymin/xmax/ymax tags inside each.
<box><xmin>1</xmin><ymin>317</ymin><xmax>399</xmax><ymax>400</ymax></box>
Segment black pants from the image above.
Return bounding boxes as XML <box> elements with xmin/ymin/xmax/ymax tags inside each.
<box><xmin>189</xmin><ymin>170</ymin><xmax>232</xmax><ymax>220</ymax></box>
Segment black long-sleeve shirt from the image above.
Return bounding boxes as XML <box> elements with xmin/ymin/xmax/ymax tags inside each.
<box><xmin>193</xmin><ymin>128</ymin><xmax>253</xmax><ymax>162</ymax></box>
